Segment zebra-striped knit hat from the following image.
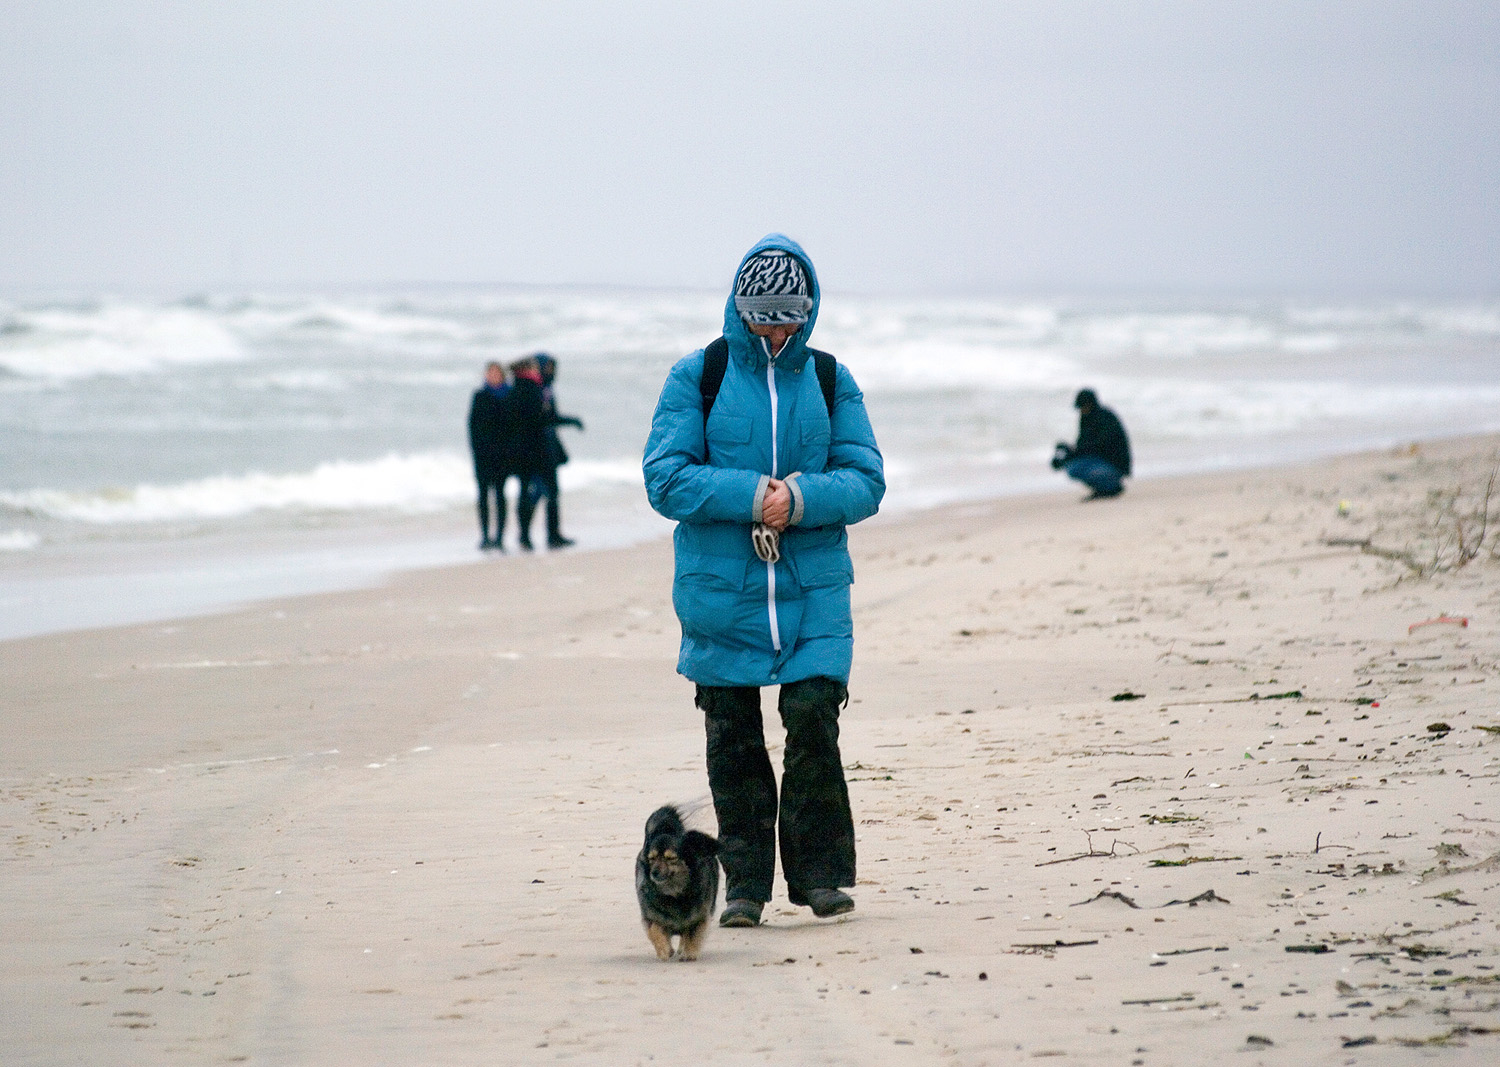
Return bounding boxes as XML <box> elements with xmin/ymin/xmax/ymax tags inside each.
<box><xmin>734</xmin><ymin>251</ymin><xmax>813</xmax><ymax>325</ymax></box>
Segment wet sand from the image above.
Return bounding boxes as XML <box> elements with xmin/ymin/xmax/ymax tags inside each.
<box><xmin>3</xmin><ymin>436</ymin><xmax>1499</xmax><ymax>1065</ymax></box>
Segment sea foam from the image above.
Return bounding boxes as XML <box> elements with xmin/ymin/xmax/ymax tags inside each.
<box><xmin>0</xmin><ymin>452</ymin><xmax>647</xmax><ymax>525</ymax></box>
<box><xmin>0</xmin><ymin>302</ymin><xmax>245</xmax><ymax>380</ymax></box>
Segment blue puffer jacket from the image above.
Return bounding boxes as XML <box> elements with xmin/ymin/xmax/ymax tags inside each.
<box><xmin>643</xmin><ymin>235</ymin><xmax>885</xmax><ymax>687</ymax></box>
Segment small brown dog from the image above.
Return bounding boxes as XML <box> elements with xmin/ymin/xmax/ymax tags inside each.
<box><xmin>635</xmin><ymin>805</ymin><xmax>720</xmax><ymax>960</ymax></box>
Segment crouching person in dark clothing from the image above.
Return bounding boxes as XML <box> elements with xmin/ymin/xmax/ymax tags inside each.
<box><xmin>1052</xmin><ymin>388</ymin><xmax>1132</xmax><ymax>499</ymax></box>
<box><xmin>643</xmin><ymin>234</ymin><xmax>885</xmax><ymax>928</ymax></box>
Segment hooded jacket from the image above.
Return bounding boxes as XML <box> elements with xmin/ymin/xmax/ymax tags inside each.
<box><xmin>1075</xmin><ymin>405</ymin><xmax>1132</xmax><ymax>476</ymax></box>
<box><xmin>643</xmin><ymin>235</ymin><xmax>885</xmax><ymax>687</ymax></box>
<box><xmin>501</xmin><ymin>369</ymin><xmax>552</xmax><ymax>477</ymax></box>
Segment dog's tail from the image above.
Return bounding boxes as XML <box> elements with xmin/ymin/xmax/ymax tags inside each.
<box><xmin>644</xmin><ymin>804</ymin><xmax>686</xmax><ymax>841</ymax></box>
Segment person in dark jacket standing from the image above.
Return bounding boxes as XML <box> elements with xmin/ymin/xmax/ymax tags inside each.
<box><xmin>504</xmin><ymin>357</ymin><xmax>554</xmax><ymax>551</ymax></box>
<box><xmin>644</xmin><ymin>234</ymin><xmax>885</xmax><ymax>929</ymax></box>
<box><xmin>520</xmin><ymin>353</ymin><xmax>585</xmax><ymax>549</ymax></box>
<box><xmin>467</xmin><ymin>361</ymin><xmax>510</xmax><ymax>550</ymax></box>
<box><xmin>1051</xmin><ymin>388</ymin><xmax>1132</xmax><ymax>499</ymax></box>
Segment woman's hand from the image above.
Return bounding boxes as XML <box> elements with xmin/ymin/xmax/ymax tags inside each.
<box><xmin>761</xmin><ymin>478</ymin><xmax>792</xmax><ymax>530</ymax></box>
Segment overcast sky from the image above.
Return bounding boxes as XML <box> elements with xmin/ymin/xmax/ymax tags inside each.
<box><xmin>2</xmin><ymin>1</ymin><xmax>1496</xmax><ymax>296</ymax></box>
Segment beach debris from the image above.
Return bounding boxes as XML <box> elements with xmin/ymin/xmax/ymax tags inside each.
<box><xmin>1036</xmin><ymin>831</ymin><xmax>1136</xmax><ymax>866</ymax></box>
<box><xmin>1154</xmin><ymin>945</ymin><xmax>1227</xmax><ymax>956</ymax></box>
<box><xmin>1399</xmin><ymin>944</ymin><xmax>1447</xmax><ymax>960</ymax></box>
<box><xmin>1392</xmin><ymin>1027</ymin><xmax>1497</xmax><ymax>1048</ymax></box>
<box><xmin>1150</xmin><ymin>856</ymin><xmax>1240</xmax><ymax>867</ymax></box>
<box><xmin>1314</xmin><ymin>832</ymin><xmax>1353</xmax><ymax>853</ymax></box>
<box><xmin>978</xmin><ymin>972</ymin><xmax>988</xmax><ymax>981</ymax></box>
<box><xmin>1142</xmin><ymin>813</ymin><xmax>1198</xmax><ymax>824</ymax></box>
<box><xmin>1476</xmin><ymin>725</ymin><xmax>1500</xmax><ymax>736</ymax></box>
<box><xmin>1250</xmin><ymin>690</ymin><xmax>1302</xmax><ymax>701</ymax></box>
<box><xmin>1335</xmin><ymin>980</ymin><xmax>1358</xmax><ymax>995</ymax></box>
<box><xmin>1429</xmin><ymin>889</ymin><xmax>1477</xmax><ymax>906</ymax></box>
<box><xmin>1160</xmin><ymin>890</ymin><xmax>1229</xmax><ymax>907</ymax></box>
<box><xmin>1245</xmin><ymin>1035</ymin><xmax>1274</xmax><ymax>1048</ymax></box>
<box><xmin>1432</xmin><ymin>842</ymin><xmax>1467</xmax><ymax>858</ymax></box>
<box><xmin>1112</xmin><ymin>776</ymin><xmax>1150</xmax><ymax>786</ymax></box>
<box><xmin>1071</xmin><ymin>887</ymin><xmax>1227</xmax><ymax>909</ymax></box>
<box><xmin>1285</xmin><ymin>943</ymin><xmax>1332</xmax><ymax>954</ymax></box>
<box><xmin>1408</xmin><ymin>615</ymin><xmax>1468</xmax><ymax>635</ymax></box>
<box><xmin>1341</xmin><ymin>1035</ymin><xmax>1377</xmax><ymax>1048</ymax></box>
<box><xmin>1122</xmin><ymin>994</ymin><xmax>1194</xmax><ymax>1006</ymax></box>
<box><xmin>1011</xmin><ymin>939</ymin><xmax>1098</xmax><ymax>954</ymax></box>
<box><xmin>1112</xmin><ymin>691</ymin><xmax>1144</xmax><ymax>701</ymax></box>
<box><xmin>1072</xmin><ymin>890</ymin><xmax>1140</xmax><ymax>909</ymax></box>
<box><xmin>909</xmin><ymin>946</ymin><xmax>924</xmax><ymax>954</ymax></box>
<box><xmin>1426</xmin><ymin>721</ymin><xmax>1452</xmax><ymax>735</ymax></box>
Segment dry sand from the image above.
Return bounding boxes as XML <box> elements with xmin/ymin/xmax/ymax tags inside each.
<box><xmin>3</xmin><ymin>437</ymin><xmax>1499</xmax><ymax>1066</ymax></box>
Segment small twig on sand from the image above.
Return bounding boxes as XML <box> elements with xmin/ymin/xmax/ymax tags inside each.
<box><xmin>1072</xmin><ymin>890</ymin><xmax>1141</xmax><ymax>909</ymax></box>
<box><xmin>1160</xmin><ymin>889</ymin><xmax>1231</xmax><ymax>907</ymax></box>
<box><xmin>1035</xmin><ymin>830</ymin><xmax>1137</xmax><ymax>867</ymax></box>
<box><xmin>1009</xmin><ymin>940</ymin><xmax>1099</xmax><ymax>955</ymax></box>
<box><xmin>1315</xmin><ymin>831</ymin><xmax>1354</xmax><ymax>854</ymax></box>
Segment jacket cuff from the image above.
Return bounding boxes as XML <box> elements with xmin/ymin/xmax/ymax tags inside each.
<box><xmin>751</xmin><ymin>474</ymin><xmax>771</xmax><ymax>523</ymax></box>
<box><xmin>785</xmin><ymin>472</ymin><xmax>805</xmax><ymax>526</ymax></box>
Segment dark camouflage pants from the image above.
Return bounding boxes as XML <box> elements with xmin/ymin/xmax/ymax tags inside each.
<box><xmin>696</xmin><ymin>676</ymin><xmax>856</xmax><ymax>903</ymax></box>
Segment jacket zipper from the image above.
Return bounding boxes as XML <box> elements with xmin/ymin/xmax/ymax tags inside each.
<box><xmin>763</xmin><ymin>342</ymin><xmax>782</xmax><ymax>653</ymax></box>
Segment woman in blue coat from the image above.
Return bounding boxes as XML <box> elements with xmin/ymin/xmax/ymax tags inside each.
<box><xmin>643</xmin><ymin>235</ymin><xmax>884</xmax><ymax>927</ymax></box>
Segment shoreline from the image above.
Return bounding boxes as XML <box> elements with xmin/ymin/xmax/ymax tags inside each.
<box><xmin>3</xmin><ymin>432</ymin><xmax>1498</xmax><ymax>1063</ymax></box>
<box><xmin>5</xmin><ymin>428</ymin><xmax>1496</xmax><ymax>645</ymax></box>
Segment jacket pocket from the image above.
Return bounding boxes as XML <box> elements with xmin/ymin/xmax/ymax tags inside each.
<box><xmin>793</xmin><ymin>549</ymin><xmax>853</xmax><ymax>590</ymax></box>
<box><xmin>707</xmin><ymin>415</ymin><xmax>752</xmax><ymax>447</ymax></box>
<box><xmin>674</xmin><ymin>558</ymin><xmax>753</xmax><ymax>638</ymax></box>
<box><xmin>676</xmin><ymin>557</ymin><xmax>751</xmax><ymax>592</ymax></box>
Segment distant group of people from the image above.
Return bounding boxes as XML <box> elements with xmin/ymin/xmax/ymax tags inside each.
<box><xmin>467</xmin><ymin>353</ymin><xmax>584</xmax><ymax>551</ymax></box>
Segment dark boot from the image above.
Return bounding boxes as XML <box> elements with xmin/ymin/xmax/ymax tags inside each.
<box><xmin>516</xmin><ymin>487</ymin><xmax>536</xmax><ymax>551</ymax></box>
<box><xmin>545</xmin><ymin>494</ymin><xmax>572</xmax><ymax>548</ymax></box>
<box><xmin>777</xmin><ymin>677</ymin><xmax>856</xmax><ymax>893</ymax></box>
<box><xmin>788</xmin><ymin>886</ymin><xmax>855</xmax><ymax>917</ymax></box>
<box><xmin>699</xmin><ymin>685</ymin><xmax>777</xmax><ymax>904</ymax></box>
<box><xmin>719</xmin><ymin>899</ymin><xmax>764</xmax><ymax>928</ymax></box>
<box><xmin>476</xmin><ymin>477</ymin><xmax>494</xmax><ymax>548</ymax></box>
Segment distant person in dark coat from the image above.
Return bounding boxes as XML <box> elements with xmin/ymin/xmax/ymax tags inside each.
<box><xmin>504</xmin><ymin>357</ymin><xmax>553</xmax><ymax>551</ymax></box>
<box><xmin>467</xmin><ymin>361</ymin><xmax>510</xmax><ymax>549</ymax></box>
<box><xmin>520</xmin><ymin>353</ymin><xmax>585</xmax><ymax>549</ymax></box>
<box><xmin>1051</xmin><ymin>388</ymin><xmax>1132</xmax><ymax>499</ymax></box>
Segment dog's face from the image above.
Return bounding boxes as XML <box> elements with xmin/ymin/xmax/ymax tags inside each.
<box><xmin>645</xmin><ymin>844</ymin><xmax>692</xmax><ymax>897</ymax></box>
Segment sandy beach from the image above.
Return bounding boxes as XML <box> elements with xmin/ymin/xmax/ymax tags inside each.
<box><xmin>3</xmin><ymin>436</ymin><xmax>1499</xmax><ymax>1066</ymax></box>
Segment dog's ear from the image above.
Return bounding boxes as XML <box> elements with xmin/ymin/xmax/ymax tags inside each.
<box><xmin>682</xmin><ymin>830</ymin><xmax>719</xmax><ymax>859</ymax></box>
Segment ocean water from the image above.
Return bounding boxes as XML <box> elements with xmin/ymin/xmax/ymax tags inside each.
<box><xmin>3</xmin><ymin>289</ymin><xmax>1499</xmax><ymax>639</ymax></box>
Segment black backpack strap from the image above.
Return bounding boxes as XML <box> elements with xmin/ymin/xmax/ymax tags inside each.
<box><xmin>700</xmin><ymin>336</ymin><xmax>729</xmax><ymax>418</ymax></box>
<box><xmin>809</xmin><ymin>349</ymin><xmax>837</xmax><ymax>419</ymax></box>
<box><xmin>700</xmin><ymin>336</ymin><xmax>838</xmax><ymax>420</ymax></box>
